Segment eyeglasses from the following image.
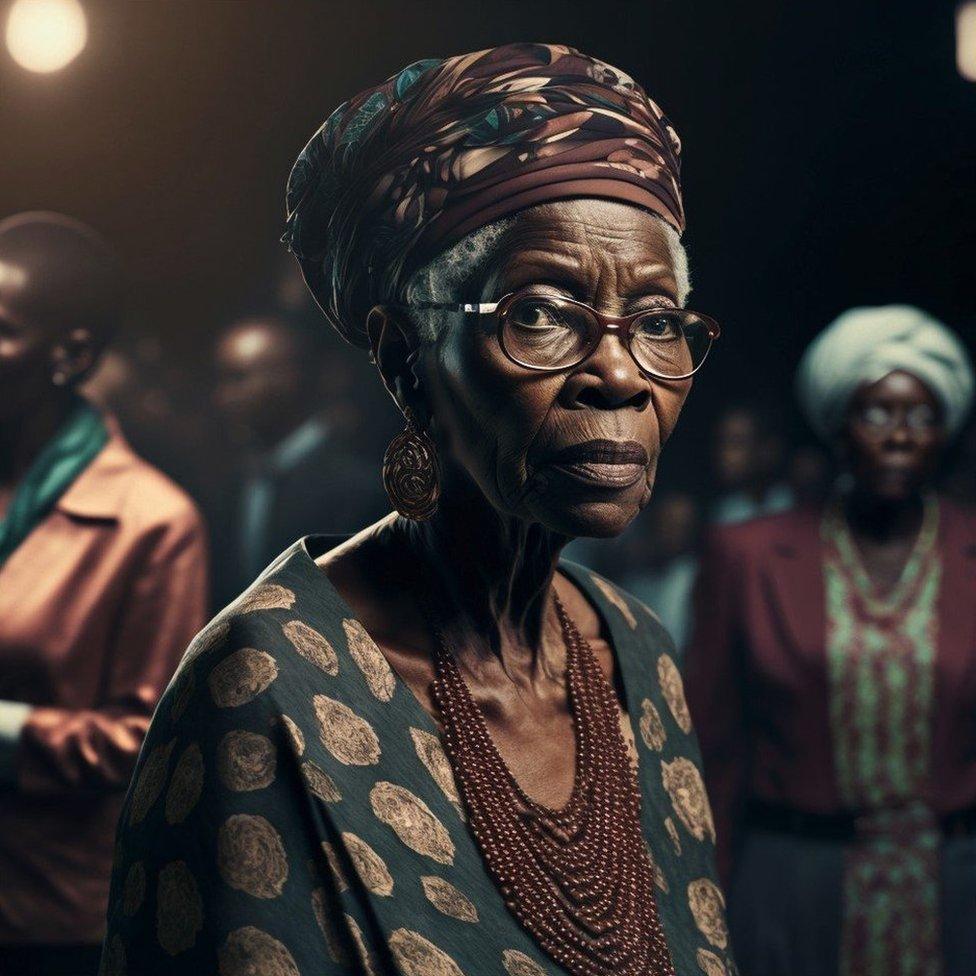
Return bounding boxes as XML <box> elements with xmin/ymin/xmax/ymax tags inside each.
<box><xmin>398</xmin><ymin>288</ymin><xmax>721</xmax><ymax>381</ymax></box>
<box><xmin>851</xmin><ymin>403</ymin><xmax>943</xmax><ymax>438</ymax></box>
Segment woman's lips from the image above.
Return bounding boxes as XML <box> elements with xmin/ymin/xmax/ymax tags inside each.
<box><xmin>549</xmin><ymin>459</ymin><xmax>647</xmax><ymax>488</ymax></box>
<box><xmin>543</xmin><ymin>439</ymin><xmax>650</xmax><ymax>489</ymax></box>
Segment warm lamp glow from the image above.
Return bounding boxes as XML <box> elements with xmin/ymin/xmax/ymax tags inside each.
<box><xmin>958</xmin><ymin>2</ymin><xmax>976</xmax><ymax>81</ymax></box>
<box><xmin>5</xmin><ymin>0</ymin><xmax>87</xmax><ymax>74</ymax></box>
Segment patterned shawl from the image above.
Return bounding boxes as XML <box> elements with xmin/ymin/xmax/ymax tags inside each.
<box><xmin>282</xmin><ymin>42</ymin><xmax>684</xmax><ymax>348</ymax></box>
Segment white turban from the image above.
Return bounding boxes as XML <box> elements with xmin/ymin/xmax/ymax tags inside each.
<box><xmin>797</xmin><ymin>305</ymin><xmax>974</xmax><ymax>441</ymax></box>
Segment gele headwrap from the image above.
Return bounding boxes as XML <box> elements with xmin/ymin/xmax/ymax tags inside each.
<box><xmin>283</xmin><ymin>42</ymin><xmax>684</xmax><ymax>347</ymax></box>
<box><xmin>797</xmin><ymin>305</ymin><xmax>975</xmax><ymax>439</ymax></box>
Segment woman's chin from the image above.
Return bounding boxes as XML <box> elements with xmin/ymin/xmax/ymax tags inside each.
<box><xmin>534</xmin><ymin>496</ymin><xmax>644</xmax><ymax>540</ymax></box>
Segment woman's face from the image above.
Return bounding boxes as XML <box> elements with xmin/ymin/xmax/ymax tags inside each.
<box><xmin>417</xmin><ymin>199</ymin><xmax>692</xmax><ymax>538</ymax></box>
<box><xmin>842</xmin><ymin>370</ymin><xmax>947</xmax><ymax>501</ymax></box>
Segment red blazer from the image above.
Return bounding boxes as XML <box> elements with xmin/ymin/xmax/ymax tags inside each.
<box><xmin>684</xmin><ymin>500</ymin><xmax>976</xmax><ymax>885</ymax></box>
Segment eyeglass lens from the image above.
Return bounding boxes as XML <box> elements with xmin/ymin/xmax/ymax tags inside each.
<box><xmin>501</xmin><ymin>295</ymin><xmax>711</xmax><ymax>378</ymax></box>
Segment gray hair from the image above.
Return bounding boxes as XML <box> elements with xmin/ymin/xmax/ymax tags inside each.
<box><xmin>404</xmin><ymin>212</ymin><xmax>691</xmax><ymax>344</ymax></box>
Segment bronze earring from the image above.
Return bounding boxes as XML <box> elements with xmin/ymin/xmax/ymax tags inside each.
<box><xmin>383</xmin><ymin>408</ymin><xmax>440</xmax><ymax>520</ymax></box>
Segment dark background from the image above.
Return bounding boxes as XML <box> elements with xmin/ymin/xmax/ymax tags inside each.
<box><xmin>2</xmin><ymin>0</ymin><xmax>973</xmax><ymax>490</ymax></box>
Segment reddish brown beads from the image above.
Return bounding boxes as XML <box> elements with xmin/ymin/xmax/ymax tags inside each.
<box><xmin>429</xmin><ymin>596</ymin><xmax>675</xmax><ymax>976</ymax></box>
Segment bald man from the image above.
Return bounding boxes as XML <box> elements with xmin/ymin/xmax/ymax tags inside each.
<box><xmin>210</xmin><ymin>314</ymin><xmax>386</xmax><ymax>606</ymax></box>
<box><xmin>0</xmin><ymin>213</ymin><xmax>208</xmax><ymax>974</ymax></box>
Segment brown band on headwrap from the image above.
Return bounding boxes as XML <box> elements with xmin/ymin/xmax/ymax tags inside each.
<box><xmin>283</xmin><ymin>43</ymin><xmax>684</xmax><ymax>348</ymax></box>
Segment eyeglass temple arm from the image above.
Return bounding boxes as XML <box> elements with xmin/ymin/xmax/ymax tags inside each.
<box><xmin>399</xmin><ymin>301</ymin><xmax>500</xmax><ymax>314</ymax></box>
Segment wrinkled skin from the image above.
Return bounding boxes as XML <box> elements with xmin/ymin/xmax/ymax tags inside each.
<box><xmin>412</xmin><ymin>199</ymin><xmax>689</xmax><ymax>539</ymax></box>
<box><xmin>840</xmin><ymin>370</ymin><xmax>948</xmax><ymax>594</ymax></box>
<box><xmin>318</xmin><ymin>200</ymin><xmax>695</xmax><ymax>808</ymax></box>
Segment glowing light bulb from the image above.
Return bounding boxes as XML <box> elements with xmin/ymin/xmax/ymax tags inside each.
<box><xmin>958</xmin><ymin>2</ymin><xmax>976</xmax><ymax>82</ymax></box>
<box><xmin>5</xmin><ymin>0</ymin><xmax>88</xmax><ymax>74</ymax></box>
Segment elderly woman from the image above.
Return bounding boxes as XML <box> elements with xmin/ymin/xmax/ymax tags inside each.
<box><xmin>103</xmin><ymin>45</ymin><xmax>732</xmax><ymax>976</ymax></box>
<box><xmin>686</xmin><ymin>307</ymin><xmax>976</xmax><ymax>976</ymax></box>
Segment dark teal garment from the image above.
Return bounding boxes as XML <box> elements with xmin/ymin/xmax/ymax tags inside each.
<box><xmin>0</xmin><ymin>397</ymin><xmax>108</xmax><ymax>566</ymax></box>
<box><xmin>101</xmin><ymin>537</ymin><xmax>736</xmax><ymax>976</ymax></box>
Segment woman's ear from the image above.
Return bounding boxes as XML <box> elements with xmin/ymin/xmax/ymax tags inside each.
<box><xmin>366</xmin><ymin>306</ymin><xmax>427</xmax><ymax>420</ymax></box>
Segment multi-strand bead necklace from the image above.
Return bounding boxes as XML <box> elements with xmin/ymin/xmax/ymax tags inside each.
<box><xmin>428</xmin><ymin>594</ymin><xmax>674</xmax><ymax>976</ymax></box>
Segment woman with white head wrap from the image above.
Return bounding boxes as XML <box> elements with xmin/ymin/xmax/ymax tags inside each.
<box><xmin>687</xmin><ymin>307</ymin><xmax>976</xmax><ymax>976</ymax></box>
<box><xmin>797</xmin><ymin>304</ymin><xmax>974</xmax><ymax>443</ymax></box>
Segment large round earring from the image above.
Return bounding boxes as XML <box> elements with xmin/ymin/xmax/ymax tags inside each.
<box><xmin>383</xmin><ymin>408</ymin><xmax>440</xmax><ymax>520</ymax></box>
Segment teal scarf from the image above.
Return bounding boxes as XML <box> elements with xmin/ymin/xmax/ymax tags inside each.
<box><xmin>0</xmin><ymin>398</ymin><xmax>109</xmax><ymax>567</ymax></box>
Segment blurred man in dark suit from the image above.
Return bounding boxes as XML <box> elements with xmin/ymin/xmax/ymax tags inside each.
<box><xmin>210</xmin><ymin>314</ymin><xmax>386</xmax><ymax>607</ymax></box>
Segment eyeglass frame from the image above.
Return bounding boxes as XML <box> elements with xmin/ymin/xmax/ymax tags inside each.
<box><xmin>387</xmin><ymin>288</ymin><xmax>721</xmax><ymax>381</ymax></box>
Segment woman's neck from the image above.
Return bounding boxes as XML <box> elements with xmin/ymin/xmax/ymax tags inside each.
<box><xmin>843</xmin><ymin>487</ymin><xmax>926</xmax><ymax>544</ymax></box>
<box><xmin>0</xmin><ymin>394</ymin><xmax>74</xmax><ymax>487</ymax></box>
<box><xmin>397</xmin><ymin>487</ymin><xmax>569</xmax><ymax>670</ymax></box>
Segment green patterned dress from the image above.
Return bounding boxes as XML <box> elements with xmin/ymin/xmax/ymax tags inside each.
<box><xmin>100</xmin><ymin>537</ymin><xmax>735</xmax><ymax>976</ymax></box>
<box><xmin>823</xmin><ymin>498</ymin><xmax>942</xmax><ymax>976</ymax></box>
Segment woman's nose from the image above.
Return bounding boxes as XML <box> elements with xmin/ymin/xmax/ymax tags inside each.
<box><xmin>562</xmin><ymin>332</ymin><xmax>651</xmax><ymax>410</ymax></box>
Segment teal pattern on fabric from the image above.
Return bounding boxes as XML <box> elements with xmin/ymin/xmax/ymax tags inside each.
<box><xmin>101</xmin><ymin>541</ymin><xmax>735</xmax><ymax>976</ymax></box>
<box><xmin>0</xmin><ymin>397</ymin><xmax>108</xmax><ymax>567</ymax></box>
<box><xmin>822</xmin><ymin>499</ymin><xmax>942</xmax><ymax>976</ymax></box>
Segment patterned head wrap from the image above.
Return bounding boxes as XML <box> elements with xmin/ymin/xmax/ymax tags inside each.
<box><xmin>797</xmin><ymin>305</ymin><xmax>975</xmax><ymax>440</ymax></box>
<box><xmin>282</xmin><ymin>43</ymin><xmax>684</xmax><ymax>348</ymax></box>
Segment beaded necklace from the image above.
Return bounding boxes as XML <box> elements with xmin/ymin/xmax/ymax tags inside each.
<box><xmin>427</xmin><ymin>594</ymin><xmax>675</xmax><ymax>976</ymax></box>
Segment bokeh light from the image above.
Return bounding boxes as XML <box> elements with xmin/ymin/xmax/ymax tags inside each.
<box><xmin>958</xmin><ymin>2</ymin><xmax>976</xmax><ymax>81</ymax></box>
<box><xmin>5</xmin><ymin>0</ymin><xmax>87</xmax><ymax>74</ymax></box>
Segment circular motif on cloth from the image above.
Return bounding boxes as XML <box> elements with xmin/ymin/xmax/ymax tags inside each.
<box><xmin>165</xmin><ymin>742</ymin><xmax>205</xmax><ymax>824</ymax></box>
<box><xmin>410</xmin><ymin>727</ymin><xmax>463</xmax><ymax>815</ymax></box>
<box><xmin>169</xmin><ymin>665</ymin><xmax>195</xmax><ymax>723</ymax></box>
<box><xmin>312</xmin><ymin>887</ymin><xmax>349</xmax><ymax>963</ymax></box>
<box><xmin>217</xmin><ymin>730</ymin><xmax>277</xmax><ymax>792</ymax></box>
<box><xmin>696</xmin><ymin>948</ymin><xmax>728</xmax><ymax>976</ymax></box>
<box><xmin>235</xmin><ymin>583</ymin><xmax>296</xmax><ymax>615</ymax></box>
<box><xmin>661</xmin><ymin>757</ymin><xmax>716</xmax><ymax>843</ymax></box>
<box><xmin>421</xmin><ymin>876</ymin><xmax>479</xmax><ymax>922</ymax></box>
<box><xmin>321</xmin><ymin>841</ymin><xmax>350</xmax><ymax>891</ymax></box>
<box><xmin>369</xmin><ymin>781</ymin><xmax>455</xmax><ymax>864</ymax></box>
<box><xmin>218</xmin><ymin>926</ymin><xmax>300</xmax><ymax>976</ymax></box>
<box><xmin>589</xmin><ymin>574</ymin><xmax>639</xmax><ymax>629</ymax></box>
<box><xmin>651</xmin><ymin>855</ymin><xmax>669</xmax><ymax>894</ymax></box>
<box><xmin>282</xmin><ymin>620</ymin><xmax>338</xmax><ymax>675</ymax></box>
<box><xmin>342</xmin><ymin>619</ymin><xmax>396</xmax><ymax>701</ymax></box>
<box><xmin>619</xmin><ymin>712</ymin><xmax>640</xmax><ymax>769</ymax></box>
<box><xmin>208</xmin><ymin>648</ymin><xmax>279</xmax><ymax>708</ymax></box>
<box><xmin>217</xmin><ymin>814</ymin><xmax>289</xmax><ymax>899</ymax></box>
<box><xmin>156</xmin><ymin>861</ymin><xmax>203</xmax><ymax>956</ymax></box>
<box><xmin>389</xmin><ymin>928</ymin><xmax>465</xmax><ymax>976</ymax></box>
<box><xmin>101</xmin><ymin>934</ymin><xmax>126</xmax><ymax>976</ymax></box>
<box><xmin>657</xmin><ymin>653</ymin><xmax>692</xmax><ymax>733</ymax></box>
<box><xmin>129</xmin><ymin>738</ymin><xmax>175</xmax><ymax>825</ymax></box>
<box><xmin>341</xmin><ymin>832</ymin><xmax>393</xmax><ymax>895</ymax></box>
<box><xmin>347</xmin><ymin>914</ymin><xmax>380</xmax><ymax>976</ymax></box>
<box><xmin>278</xmin><ymin>714</ymin><xmax>305</xmax><ymax>755</ymax></box>
<box><xmin>639</xmin><ymin>697</ymin><xmax>667</xmax><ymax>751</ymax></box>
<box><xmin>121</xmin><ymin>861</ymin><xmax>145</xmax><ymax>917</ymax></box>
<box><xmin>313</xmin><ymin>694</ymin><xmax>381</xmax><ymax>765</ymax></box>
<box><xmin>665</xmin><ymin>816</ymin><xmax>682</xmax><ymax>856</ymax></box>
<box><xmin>301</xmin><ymin>761</ymin><xmax>342</xmax><ymax>803</ymax></box>
<box><xmin>183</xmin><ymin>619</ymin><xmax>231</xmax><ymax>666</ymax></box>
<box><xmin>687</xmin><ymin>878</ymin><xmax>729</xmax><ymax>950</ymax></box>
<box><xmin>502</xmin><ymin>949</ymin><xmax>550</xmax><ymax>976</ymax></box>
